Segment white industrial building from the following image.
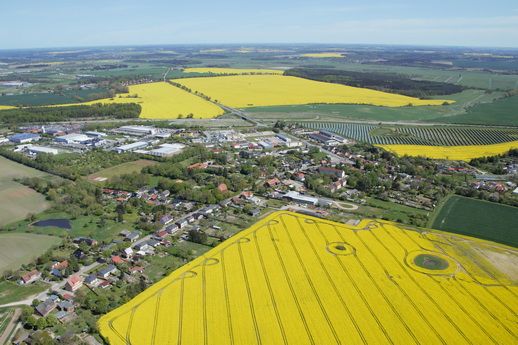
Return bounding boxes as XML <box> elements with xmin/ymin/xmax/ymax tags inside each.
<box><xmin>27</xmin><ymin>145</ymin><xmax>59</xmax><ymax>155</ymax></box>
<box><xmin>276</xmin><ymin>134</ymin><xmax>302</xmax><ymax>148</ymax></box>
<box><xmin>283</xmin><ymin>191</ymin><xmax>319</xmax><ymax>206</ymax></box>
<box><xmin>116</xmin><ymin>125</ymin><xmax>157</xmax><ymax>136</ymax></box>
<box><xmin>85</xmin><ymin>131</ymin><xmax>107</xmax><ymax>138</ymax></box>
<box><xmin>113</xmin><ymin>141</ymin><xmax>149</xmax><ymax>153</ymax></box>
<box><xmin>55</xmin><ymin>133</ymin><xmax>90</xmax><ymax>144</ymax></box>
<box><xmin>148</xmin><ymin>143</ymin><xmax>185</xmax><ymax>157</ymax></box>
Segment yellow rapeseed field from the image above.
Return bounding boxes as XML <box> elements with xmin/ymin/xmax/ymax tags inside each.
<box><xmin>302</xmin><ymin>52</ymin><xmax>345</xmax><ymax>58</ymax></box>
<box><xmin>184</xmin><ymin>67</ymin><xmax>284</xmax><ymax>75</ymax></box>
<box><xmin>0</xmin><ymin>105</ymin><xmax>15</xmax><ymax>110</ymax></box>
<box><xmin>53</xmin><ymin>82</ymin><xmax>224</xmax><ymax>119</ymax></box>
<box><xmin>99</xmin><ymin>211</ymin><xmax>518</xmax><ymax>345</ymax></box>
<box><xmin>377</xmin><ymin>141</ymin><xmax>518</xmax><ymax>161</ymax></box>
<box><xmin>172</xmin><ymin>75</ymin><xmax>452</xmax><ymax>108</ymax></box>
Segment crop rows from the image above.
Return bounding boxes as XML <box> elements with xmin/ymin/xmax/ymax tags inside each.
<box><xmin>302</xmin><ymin>122</ymin><xmax>518</xmax><ymax>146</ymax></box>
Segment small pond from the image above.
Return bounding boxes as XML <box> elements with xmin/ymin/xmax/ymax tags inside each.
<box><xmin>32</xmin><ymin>219</ymin><xmax>72</xmax><ymax>230</ymax></box>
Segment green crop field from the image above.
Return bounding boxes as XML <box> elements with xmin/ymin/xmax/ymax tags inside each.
<box><xmin>0</xmin><ymin>88</ymin><xmax>108</xmax><ymax>106</ymax></box>
<box><xmin>435</xmin><ymin>95</ymin><xmax>518</xmax><ymax>126</ymax></box>
<box><xmin>429</xmin><ymin>195</ymin><xmax>518</xmax><ymax>247</ymax></box>
<box><xmin>246</xmin><ymin>90</ymin><xmax>507</xmax><ymax>124</ymax></box>
<box><xmin>86</xmin><ymin>159</ymin><xmax>158</xmax><ymax>182</ymax></box>
<box><xmin>300</xmin><ymin>122</ymin><xmax>518</xmax><ymax>146</ymax></box>
<box><xmin>0</xmin><ymin>157</ymin><xmax>52</xmax><ymax>227</ymax></box>
<box><xmin>0</xmin><ymin>233</ymin><xmax>61</xmax><ymax>274</ymax></box>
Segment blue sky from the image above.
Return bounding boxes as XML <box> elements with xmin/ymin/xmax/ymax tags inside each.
<box><xmin>1</xmin><ymin>0</ymin><xmax>518</xmax><ymax>49</ymax></box>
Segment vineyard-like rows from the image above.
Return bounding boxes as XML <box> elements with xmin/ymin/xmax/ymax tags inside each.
<box><xmin>301</xmin><ymin>122</ymin><xmax>518</xmax><ymax>146</ymax></box>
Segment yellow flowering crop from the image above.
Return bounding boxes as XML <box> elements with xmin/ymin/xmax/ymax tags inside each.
<box><xmin>377</xmin><ymin>141</ymin><xmax>518</xmax><ymax>161</ymax></box>
<box><xmin>51</xmin><ymin>82</ymin><xmax>224</xmax><ymax>119</ymax></box>
<box><xmin>184</xmin><ymin>67</ymin><xmax>284</xmax><ymax>75</ymax></box>
<box><xmin>172</xmin><ymin>75</ymin><xmax>452</xmax><ymax>108</ymax></box>
<box><xmin>99</xmin><ymin>211</ymin><xmax>518</xmax><ymax>345</ymax></box>
<box><xmin>0</xmin><ymin>105</ymin><xmax>15</xmax><ymax>110</ymax></box>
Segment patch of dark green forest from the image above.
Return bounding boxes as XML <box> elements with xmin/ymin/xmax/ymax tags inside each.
<box><xmin>285</xmin><ymin>68</ymin><xmax>464</xmax><ymax>98</ymax></box>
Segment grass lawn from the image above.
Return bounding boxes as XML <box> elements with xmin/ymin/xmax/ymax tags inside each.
<box><xmin>0</xmin><ymin>156</ymin><xmax>52</xmax><ymax>227</ymax></box>
<box><xmin>0</xmin><ymin>233</ymin><xmax>61</xmax><ymax>274</ymax></box>
<box><xmin>0</xmin><ymin>280</ymin><xmax>48</xmax><ymax>305</ymax></box>
<box><xmin>361</xmin><ymin>198</ymin><xmax>429</xmax><ymax>223</ymax></box>
<box><xmin>144</xmin><ymin>255</ymin><xmax>183</xmax><ymax>282</ymax></box>
<box><xmin>429</xmin><ymin>195</ymin><xmax>518</xmax><ymax>247</ymax></box>
<box><xmin>4</xmin><ymin>210</ymin><xmax>140</xmax><ymax>243</ymax></box>
<box><xmin>86</xmin><ymin>159</ymin><xmax>158</xmax><ymax>183</ymax></box>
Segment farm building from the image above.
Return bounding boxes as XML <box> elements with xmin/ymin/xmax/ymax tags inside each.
<box><xmin>8</xmin><ymin>133</ymin><xmax>40</xmax><ymax>144</ymax></box>
<box><xmin>318</xmin><ymin>166</ymin><xmax>346</xmax><ymax>178</ymax></box>
<box><xmin>19</xmin><ymin>270</ymin><xmax>41</xmax><ymax>285</ymax></box>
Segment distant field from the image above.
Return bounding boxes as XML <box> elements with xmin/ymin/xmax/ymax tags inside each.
<box><xmin>184</xmin><ymin>67</ymin><xmax>283</xmax><ymax>75</ymax></box>
<box><xmin>0</xmin><ymin>88</ymin><xmax>108</xmax><ymax>106</ymax></box>
<box><xmin>430</xmin><ymin>195</ymin><xmax>518</xmax><ymax>246</ymax></box>
<box><xmin>99</xmin><ymin>211</ymin><xmax>518</xmax><ymax>345</ymax></box>
<box><xmin>247</xmin><ymin>89</ymin><xmax>503</xmax><ymax>124</ymax></box>
<box><xmin>0</xmin><ymin>233</ymin><xmax>61</xmax><ymax>274</ymax></box>
<box><xmin>435</xmin><ymin>95</ymin><xmax>518</xmax><ymax>126</ymax></box>
<box><xmin>54</xmin><ymin>82</ymin><xmax>225</xmax><ymax>119</ymax></box>
<box><xmin>0</xmin><ymin>106</ymin><xmax>14</xmax><ymax>110</ymax></box>
<box><xmin>334</xmin><ymin>62</ymin><xmax>518</xmax><ymax>90</ymax></box>
<box><xmin>0</xmin><ymin>157</ymin><xmax>51</xmax><ymax>226</ymax></box>
<box><xmin>87</xmin><ymin>159</ymin><xmax>158</xmax><ymax>182</ymax></box>
<box><xmin>173</xmin><ymin>75</ymin><xmax>452</xmax><ymax>108</ymax></box>
<box><xmin>301</xmin><ymin>52</ymin><xmax>345</xmax><ymax>58</ymax></box>
<box><xmin>301</xmin><ymin>122</ymin><xmax>518</xmax><ymax>146</ymax></box>
<box><xmin>377</xmin><ymin>141</ymin><xmax>518</xmax><ymax>161</ymax></box>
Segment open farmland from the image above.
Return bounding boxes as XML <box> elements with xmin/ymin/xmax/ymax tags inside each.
<box><xmin>430</xmin><ymin>195</ymin><xmax>518</xmax><ymax>246</ymax></box>
<box><xmin>184</xmin><ymin>67</ymin><xmax>283</xmax><ymax>75</ymax></box>
<box><xmin>172</xmin><ymin>75</ymin><xmax>453</xmax><ymax>108</ymax></box>
<box><xmin>0</xmin><ymin>156</ymin><xmax>51</xmax><ymax>226</ymax></box>
<box><xmin>301</xmin><ymin>122</ymin><xmax>518</xmax><ymax>146</ymax></box>
<box><xmin>301</xmin><ymin>52</ymin><xmax>345</xmax><ymax>58</ymax></box>
<box><xmin>247</xmin><ymin>89</ymin><xmax>508</xmax><ymax>125</ymax></box>
<box><xmin>55</xmin><ymin>82</ymin><xmax>225</xmax><ymax>119</ymax></box>
<box><xmin>0</xmin><ymin>106</ymin><xmax>14</xmax><ymax>110</ymax></box>
<box><xmin>87</xmin><ymin>159</ymin><xmax>157</xmax><ymax>183</ymax></box>
<box><xmin>377</xmin><ymin>141</ymin><xmax>518</xmax><ymax>161</ymax></box>
<box><xmin>0</xmin><ymin>233</ymin><xmax>61</xmax><ymax>274</ymax></box>
<box><xmin>99</xmin><ymin>211</ymin><xmax>518</xmax><ymax>345</ymax></box>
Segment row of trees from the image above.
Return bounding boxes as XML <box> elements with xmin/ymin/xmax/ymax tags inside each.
<box><xmin>0</xmin><ymin>103</ymin><xmax>140</xmax><ymax>124</ymax></box>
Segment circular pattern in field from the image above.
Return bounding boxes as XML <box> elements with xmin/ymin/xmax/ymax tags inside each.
<box><xmin>326</xmin><ymin>242</ymin><xmax>355</xmax><ymax>256</ymax></box>
<box><xmin>406</xmin><ymin>251</ymin><xmax>457</xmax><ymax>275</ymax></box>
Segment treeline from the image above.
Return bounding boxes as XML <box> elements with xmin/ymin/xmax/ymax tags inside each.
<box><xmin>0</xmin><ymin>149</ymin><xmax>74</xmax><ymax>179</ymax></box>
<box><xmin>0</xmin><ymin>103</ymin><xmax>141</xmax><ymax>124</ymax></box>
<box><xmin>285</xmin><ymin>68</ymin><xmax>464</xmax><ymax>97</ymax></box>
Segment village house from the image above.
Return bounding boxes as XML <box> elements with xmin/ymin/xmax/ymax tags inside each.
<box><xmin>111</xmin><ymin>256</ymin><xmax>125</xmax><ymax>265</ymax></box>
<box><xmin>19</xmin><ymin>270</ymin><xmax>41</xmax><ymax>285</ymax></box>
<box><xmin>98</xmin><ymin>265</ymin><xmax>117</xmax><ymax>279</ymax></box>
<box><xmin>58</xmin><ymin>300</ymin><xmax>75</xmax><ymax>313</ymax></box>
<box><xmin>125</xmin><ymin>231</ymin><xmax>141</xmax><ymax>242</ymax></box>
<box><xmin>36</xmin><ymin>299</ymin><xmax>57</xmax><ymax>317</ymax></box>
<box><xmin>85</xmin><ymin>274</ymin><xmax>100</xmax><ymax>286</ymax></box>
<box><xmin>217</xmin><ymin>183</ymin><xmax>228</xmax><ymax>193</ymax></box>
<box><xmin>65</xmin><ymin>275</ymin><xmax>84</xmax><ymax>292</ymax></box>
<box><xmin>318</xmin><ymin>166</ymin><xmax>346</xmax><ymax>179</ymax></box>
